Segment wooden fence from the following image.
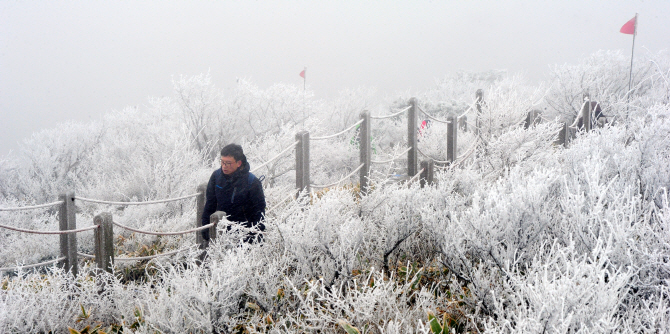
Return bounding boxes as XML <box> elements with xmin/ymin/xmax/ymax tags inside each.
<box><xmin>1</xmin><ymin>90</ymin><xmax>595</xmax><ymax>277</ymax></box>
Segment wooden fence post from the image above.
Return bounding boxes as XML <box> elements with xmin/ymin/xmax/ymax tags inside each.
<box><xmin>555</xmin><ymin>122</ymin><xmax>569</xmax><ymax>147</ymax></box>
<box><xmin>94</xmin><ymin>212</ymin><xmax>114</xmax><ymax>273</ymax></box>
<box><xmin>359</xmin><ymin>110</ymin><xmax>371</xmax><ymax>195</ymax></box>
<box><xmin>408</xmin><ymin>98</ymin><xmax>418</xmax><ymax>176</ymax></box>
<box><xmin>582</xmin><ymin>93</ymin><xmax>592</xmax><ymax>132</ymax></box>
<box><xmin>420</xmin><ymin>159</ymin><xmax>434</xmax><ymax>188</ymax></box>
<box><xmin>59</xmin><ymin>191</ymin><xmax>78</xmax><ymax>276</ymax></box>
<box><xmin>295</xmin><ymin>131</ymin><xmax>310</xmax><ymax>197</ymax></box>
<box><xmin>447</xmin><ymin>114</ymin><xmax>458</xmax><ymax>163</ymax></box>
<box><xmin>459</xmin><ymin>115</ymin><xmax>468</xmax><ymax>132</ymax></box>
<box><xmin>195</xmin><ymin>183</ymin><xmax>207</xmax><ymax>249</ymax></box>
<box><xmin>475</xmin><ymin>89</ymin><xmax>483</xmax><ymax>135</ymax></box>
<box><xmin>209</xmin><ymin>211</ymin><xmax>225</xmax><ymax>244</ymax></box>
<box><xmin>525</xmin><ymin>110</ymin><xmax>542</xmax><ymax>129</ymax></box>
<box><xmin>198</xmin><ymin>211</ymin><xmax>224</xmax><ymax>263</ymax></box>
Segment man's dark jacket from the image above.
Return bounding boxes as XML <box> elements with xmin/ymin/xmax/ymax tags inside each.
<box><xmin>201</xmin><ymin>160</ymin><xmax>266</xmax><ymax>242</ymax></box>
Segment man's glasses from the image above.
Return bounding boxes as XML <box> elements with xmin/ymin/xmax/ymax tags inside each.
<box><xmin>221</xmin><ymin>160</ymin><xmax>235</xmax><ymax>167</ymax></box>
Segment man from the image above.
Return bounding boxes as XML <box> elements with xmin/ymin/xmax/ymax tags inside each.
<box><xmin>202</xmin><ymin>144</ymin><xmax>266</xmax><ymax>243</ymax></box>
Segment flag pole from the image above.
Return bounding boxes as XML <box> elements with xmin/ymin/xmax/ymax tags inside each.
<box><xmin>300</xmin><ymin>67</ymin><xmax>306</xmax><ymax>118</ymax></box>
<box><xmin>627</xmin><ymin>13</ymin><xmax>637</xmax><ymax>101</ymax></box>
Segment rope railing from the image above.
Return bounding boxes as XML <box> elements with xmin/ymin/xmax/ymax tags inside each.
<box><xmin>311</xmin><ymin>164</ymin><xmax>365</xmax><ymax>189</ymax></box>
<box><xmin>417</xmin><ymin>147</ymin><xmax>451</xmax><ymax>164</ymax></box>
<box><xmin>266</xmin><ymin>193</ymin><xmax>296</xmax><ymax>213</ymax></box>
<box><xmin>0</xmin><ymin>223</ymin><xmax>98</xmax><ymax>235</ymax></box>
<box><xmin>433</xmin><ymin>163</ymin><xmax>451</xmax><ymax>170</ymax></box>
<box><xmin>0</xmin><ymin>256</ymin><xmax>66</xmax><ymax>272</ymax></box>
<box><xmin>311</xmin><ymin>119</ymin><xmax>364</xmax><ymax>141</ymax></box>
<box><xmin>453</xmin><ymin>140</ymin><xmax>478</xmax><ymax>166</ymax></box>
<box><xmin>115</xmin><ymin>247</ymin><xmax>191</xmax><ymax>262</ymax></box>
<box><xmin>112</xmin><ymin>221</ymin><xmax>217</xmax><ymax>236</ymax></box>
<box><xmin>457</xmin><ymin>106</ymin><xmax>474</xmax><ymax>120</ymax></box>
<box><xmin>218</xmin><ymin>220</ymin><xmax>267</xmax><ymax>235</ymax></box>
<box><xmin>0</xmin><ymin>200</ymin><xmax>64</xmax><ymax>212</ymax></box>
<box><xmin>78</xmin><ymin>252</ymin><xmax>96</xmax><ymax>259</ymax></box>
<box><xmin>250</xmin><ymin>140</ymin><xmax>300</xmax><ymax>173</ymax></box>
<box><xmin>418</xmin><ymin>106</ymin><xmax>452</xmax><ymax>124</ymax></box>
<box><xmin>433</xmin><ymin>139</ymin><xmax>479</xmax><ymax>170</ymax></box>
<box><xmin>371</xmin><ymin>147</ymin><xmax>412</xmax><ymax>164</ymax></box>
<box><xmin>1</xmin><ymin>95</ymin><xmax>481</xmax><ymax>276</ymax></box>
<box><xmin>79</xmin><ymin>248</ymin><xmax>194</xmax><ymax>262</ymax></box>
<box><xmin>370</xmin><ymin>105</ymin><xmax>411</xmax><ymax>119</ymax></box>
<box><xmin>407</xmin><ymin>168</ymin><xmax>425</xmax><ymax>184</ymax></box>
<box><xmin>74</xmin><ymin>193</ymin><xmax>200</xmax><ymax>206</ymax></box>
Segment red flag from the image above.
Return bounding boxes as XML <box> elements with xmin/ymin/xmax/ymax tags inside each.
<box><xmin>299</xmin><ymin>69</ymin><xmax>305</xmax><ymax>78</ymax></box>
<box><xmin>620</xmin><ymin>16</ymin><xmax>636</xmax><ymax>35</ymax></box>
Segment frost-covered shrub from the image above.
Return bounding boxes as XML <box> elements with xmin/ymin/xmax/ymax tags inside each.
<box><xmin>2</xmin><ymin>51</ymin><xmax>670</xmax><ymax>333</ymax></box>
<box><xmin>275</xmin><ymin>188</ymin><xmax>365</xmax><ymax>288</ymax></box>
<box><xmin>544</xmin><ymin>50</ymin><xmax>669</xmax><ymax>123</ymax></box>
<box><xmin>283</xmin><ymin>269</ymin><xmax>439</xmax><ymax>333</ymax></box>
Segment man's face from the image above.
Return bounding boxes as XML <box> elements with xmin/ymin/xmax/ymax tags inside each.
<box><xmin>221</xmin><ymin>156</ymin><xmax>242</xmax><ymax>175</ymax></box>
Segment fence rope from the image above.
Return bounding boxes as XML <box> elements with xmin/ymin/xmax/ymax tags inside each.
<box><xmin>370</xmin><ymin>105</ymin><xmax>411</xmax><ymax>119</ymax></box>
<box><xmin>433</xmin><ymin>139</ymin><xmax>479</xmax><ymax>170</ymax></box>
<box><xmin>0</xmin><ymin>200</ymin><xmax>64</xmax><ymax>212</ymax></box>
<box><xmin>250</xmin><ymin>140</ymin><xmax>300</xmax><ymax>173</ymax></box>
<box><xmin>74</xmin><ymin>193</ymin><xmax>200</xmax><ymax>206</ymax></box>
<box><xmin>219</xmin><ymin>220</ymin><xmax>267</xmax><ymax>235</ymax></box>
<box><xmin>115</xmin><ymin>247</ymin><xmax>190</xmax><ymax>262</ymax></box>
<box><xmin>371</xmin><ymin>146</ymin><xmax>412</xmax><ymax>164</ymax></box>
<box><xmin>266</xmin><ymin>193</ymin><xmax>296</xmax><ymax>213</ymax></box>
<box><xmin>311</xmin><ymin>119</ymin><xmax>364</xmax><ymax>141</ymax></box>
<box><xmin>112</xmin><ymin>221</ymin><xmax>216</xmax><ymax>236</ymax></box>
<box><xmin>78</xmin><ymin>252</ymin><xmax>96</xmax><ymax>259</ymax></box>
<box><xmin>432</xmin><ymin>164</ymin><xmax>451</xmax><ymax>170</ymax></box>
<box><xmin>311</xmin><ymin>163</ymin><xmax>365</xmax><ymax>189</ymax></box>
<box><xmin>0</xmin><ymin>256</ymin><xmax>66</xmax><ymax>272</ymax></box>
<box><xmin>0</xmin><ymin>223</ymin><xmax>98</xmax><ymax>235</ymax></box>
<box><xmin>457</xmin><ymin>106</ymin><xmax>474</xmax><ymax>120</ymax></box>
<box><xmin>453</xmin><ymin>140</ymin><xmax>478</xmax><ymax>166</ymax></box>
<box><xmin>418</xmin><ymin>106</ymin><xmax>452</xmax><ymax>124</ymax></box>
<box><xmin>417</xmin><ymin>147</ymin><xmax>451</xmax><ymax>164</ymax></box>
<box><xmin>407</xmin><ymin>168</ymin><xmax>426</xmax><ymax>184</ymax></box>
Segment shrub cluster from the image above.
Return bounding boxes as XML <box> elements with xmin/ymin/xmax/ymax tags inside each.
<box><xmin>1</xmin><ymin>50</ymin><xmax>669</xmax><ymax>333</ymax></box>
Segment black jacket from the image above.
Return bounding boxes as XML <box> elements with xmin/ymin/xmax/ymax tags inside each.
<box><xmin>202</xmin><ymin>161</ymin><xmax>266</xmax><ymax>242</ymax></box>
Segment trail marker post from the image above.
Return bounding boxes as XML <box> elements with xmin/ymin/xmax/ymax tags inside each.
<box><xmin>94</xmin><ymin>212</ymin><xmax>114</xmax><ymax>273</ymax></box>
<box><xmin>475</xmin><ymin>89</ymin><xmax>483</xmax><ymax>135</ymax></box>
<box><xmin>420</xmin><ymin>159</ymin><xmax>434</xmax><ymax>188</ymax></box>
<box><xmin>295</xmin><ymin>131</ymin><xmax>310</xmax><ymax>197</ymax></box>
<box><xmin>359</xmin><ymin>110</ymin><xmax>371</xmax><ymax>195</ymax></box>
<box><xmin>195</xmin><ymin>183</ymin><xmax>207</xmax><ymax>249</ymax></box>
<box><xmin>447</xmin><ymin>114</ymin><xmax>458</xmax><ymax>163</ymax></box>
<box><xmin>408</xmin><ymin>98</ymin><xmax>418</xmax><ymax>176</ymax></box>
<box><xmin>459</xmin><ymin>115</ymin><xmax>468</xmax><ymax>132</ymax></box>
<box><xmin>582</xmin><ymin>93</ymin><xmax>592</xmax><ymax>133</ymax></box>
<box><xmin>555</xmin><ymin>122</ymin><xmax>569</xmax><ymax>147</ymax></box>
<box><xmin>525</xmin><ymin>110</ymin><xmax>542</xmax><ymax>129</ymax></box>
<box><xmin>59</xmin><ymin>191</ymin><xmax>78</xmax><ymax>276</ymax></box>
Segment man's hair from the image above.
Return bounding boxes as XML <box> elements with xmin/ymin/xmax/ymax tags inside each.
<box><xmin>220</xmin><ymin>143</ymin><xmax>245</xmax><ymax>162</ymax></box>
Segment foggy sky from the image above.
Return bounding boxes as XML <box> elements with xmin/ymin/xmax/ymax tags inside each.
<box><xmin>1</xmin><ymin>1</ymin><xmax>668</xmax><ymax>157</ymax></box>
